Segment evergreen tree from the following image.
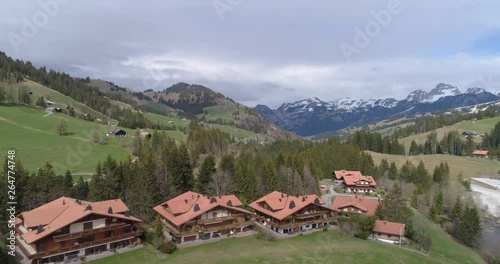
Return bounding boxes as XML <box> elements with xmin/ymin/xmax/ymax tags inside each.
<box><xmin>451</xmin><ymin>196</ymin><xmax>463</xmax><ymax>221</ymax></box>
<box><xmin>171</xmin><ymin>144</ymin><xmax>194</xmax><ymax>193</ymax></box>
<box><xmin>56</xmin><ymin>119</ymin><xmax>68</xmax><ymax>136</ymax></box>
<box><xmin>457</xmin><ymin>205</ymin><xmax>482</xmax><ymax>247</ymax></box>
<box><xmin>409</xmin><ymin>140</ymin><xmax>420</xmax><ymax>155</ymax></box>
<box><xmin>411</xmin><ymin>190</ymin><xmax>419</xmax><ymax>209</ymax></box>
<box><xmin>63</xmin><ymin>170</ymin><xmax>73</xmax><ymax>195</ymax></box>
<box><xmin>36</xmin><ymin>96</ymin><xmax>47</xmax><ymax>108</ymax></box>
<box><xmin>72</xmin><ymin>176</ymin><xmax>89</xmax><ymax>200</ymax></box>
<box><xmin>87</xmin><ymin>162</ymin><xmax>104</xmax><ymax>201</ymax></box>
<box><xmin>195</xmin><ymin>154</ymin><xmax>215</xmax><ymax>194</ymax></box>
<box><xmin>377</xmin><ymin>183</ymin><xmax>414</xmax><ymax>224</ymax></box>
<box><xmin>0</xmin><ymin>84</ymin><xmax>6</xmax><ymax>102</ymax></box>
<box><xmin>388</xmin><ymin>161</ymin><xmax>398</xmax><ymax>180</ymax></box>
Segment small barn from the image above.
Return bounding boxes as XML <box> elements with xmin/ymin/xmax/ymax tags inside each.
<box><xmin>472</xmin><ymin>150</ymin><xmax>489</xmax><ymax>158</ymax></box>
<box><xmin>106</xmin><ymin>130</ymin><xmax>127</xmax><ymax>137</ymax></box>
<box><xmin>139</xmin><ymin>132</ymin><xmax>152</xmax><ymax>140</ymax></box>
<box><xmin>461</xmin><ymin>131</ymin><xmax>478</xmax><ymax>137</ymax></box>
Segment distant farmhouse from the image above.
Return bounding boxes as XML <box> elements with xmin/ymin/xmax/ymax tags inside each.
<box><xmin>139</xmin><ymin>132</ymin><xmax>152</xmax><ymax>140</ymax></box>
<box><xmin>472</xmin><ymin>150</ymin><xmax>489</xmax><ymax>158</ymax></box>
<box><xmin>461</xmin><ymin>131</ymin><xmax>478</xmax><ymax>137</ymax></box>
<box><xmin>106</xmin><ymin>130</ymin><xmax>127</xmax><ymax>137</ymax></box>
<box><xmin>333</xmin><ymin>170</ymin><xmax>377</xmax><ymax>193</ymax></box>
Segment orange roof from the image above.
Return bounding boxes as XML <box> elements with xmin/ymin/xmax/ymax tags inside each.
<box><xmin>154</xmin><ymin>191</ymin><xmax>251</xmax><ymax>226</ymax></box>
<box><xmin>18</xmin><ymin>197</ymin><xmax>141</xmax><ymax>244</ymax></box>
<box><xmin>473</xmin><ymin>150</ymin><xmax>489</xmax><ymax>155</ymax></box>
<box><xmin>373</xmin><ymin>220</ymin><xmax>405</xmax><ymax>236</ymax></box>
<box><xmin>343</xmin><ymin>175</ymin><xmax>377</xmax><ymax>187</ymax></box>
<box><xmin>333</xmin><ymin>170</ymin><xmax>363</xmax><ymax>180</ymax></box>
<box><xmin>249</xmin><ymin>191</ymin><xmax>332</xmax><ymax>220</ymax></box>
<box><xmin>331</xmin><ymin>195</ymin><xmax>380</xmax><ymax>216</ymax></box>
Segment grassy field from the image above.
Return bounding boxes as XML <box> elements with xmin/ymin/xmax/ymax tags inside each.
<box><xmin>7</xmin><ymin>80</ymin><xmax>115</xmax><ymax>122</ymax></box>
<box><xmin>399</xmin><ymin>116</ymin><xmax>500</xmax><ymax>151</ymax></box>
<box><xmin>367</xmin><ymin>151</ymin><xmax>500</xmax><ymax>178</ymax></box>
<box><xmin>90</xmin><ymin>216</ymin><xmax>483</xmax><ymax>264</ymax></box>
<box><xmin>0</xmin><ymin>104</ymin><xmax>132</xmax><ymax>174</ymax></box>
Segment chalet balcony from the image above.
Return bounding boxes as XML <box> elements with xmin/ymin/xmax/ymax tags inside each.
<box><xmin>196</xmin><ymin>214</ymin><xmax>245</xmax><ymax>224</ymax></box>
<box><xmin>53</xmin><ymin>222</ymin><xmax>129</xmax><ymax>242</ymax></box>
<box><xmin>197</xmin><ymin>220</ymin><xmax>253</xmax><ymax>233</ymax></box>
<box><xmin>29</xmin><ymin>229</ymin><xmax>143</xmax><ymax>260</ymax></box>
<box><xmin>259</xmin><ymin>217</ymin><xmax>336</xmax><ymax>229</ymax></box>
<box><xmin>294</xmin><ymin>211</ymin><xmax>330</xmax><ymax>219</ymax></box>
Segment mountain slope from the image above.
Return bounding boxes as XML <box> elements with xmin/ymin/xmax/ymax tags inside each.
<box><xmin>257</xmin><ymin>83</ymin><xmax>500</xmax><ymax>137</ymax></box>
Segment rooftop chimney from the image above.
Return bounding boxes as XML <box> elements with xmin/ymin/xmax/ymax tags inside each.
<box><xmin>185</xmin><ymin>199</ymin><xmax>188</xmax><ymax>204</ymax></box>
<box><xmin>194</xmin><ymin>204</ymin><xmax>200</xmax><ymax>212</ymax></box>
<box><xmin>227</xmin><ymin>200</ymin><xmax>233</xmax><ymax>207</ymax></box>
<box><xmin>36</xmin><ymin>225</ymin><xmax>44</xmax><ymax>234</ymax></box>
<box><xmin>62</xmin><ymin>199</ymin><xmax>66</xmax><ymax>205</ymax></box>
<box><xmin>314</xmin><ymin>198</ymin><xmax>320</xmax><ymax>205</ymax></box>
<box><xmin>289</xmin><ymin>201</ymin><xmax>296</xmax><ymax>209</ymax></box>
<box><xmin>210</xmin><ymin>197</ymin><xmax>217</xmax><ymax>204</ymax></box>
<box><xmin>84</xmin><ymin>204</ymin><xmax>92</xmax><ymax>211</ymax></box>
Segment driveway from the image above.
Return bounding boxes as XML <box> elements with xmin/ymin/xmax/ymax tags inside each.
<box><xmin>321</xmin><ymin>186</ymin><xmax>336</xmax><ymax>207</ymax></box>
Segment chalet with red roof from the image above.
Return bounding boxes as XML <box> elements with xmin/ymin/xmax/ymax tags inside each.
<box><xmin>472</xmin><ymin>150</ymin><xmax>489</xmax><ymax>158</ymax></box>
<box><xmin>331</xmin><ymin>195</ymin><xmax>380</xmax><ymax>217</ymax></box>
<box><xmin>153</xmin><ymin>191</ymin><xmax>254</xmax><ymax>244</ymax></box>
<box><xmin>15</xmin><ymin>197</ymin><xmax>143</xmax><ymax>264</ymax></box>
<box><xmin>372</xmin><ymin>220</ymin><xmax>405</xmax><ymax>242</ymax></box>
<box><xmin>333</xmin><ymin>170</ymin><xmax>377</xmax><ymax>193</ymax></box>
<box><xmin>249</xmin><ymin>191</ymin><xmax>335</xmax><ymax>234</ymax></box>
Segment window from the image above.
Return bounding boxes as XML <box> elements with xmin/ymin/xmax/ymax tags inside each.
<box><xmin>212</xmin><ymin>212</ymin><xmax>218</xmax><ymax>218</ymax></box>
<box><xmin>388</xmin><ymin>234</ymin><xmax>392</xmax><ymax>238</ymax></box>
<box><xmin>83</xmin><ymin>222</ymin><xmax>93</xmax><ymax>230</ymax></box>
<box><xmin>378</xmin><ymin>233</ymin><xmax>381</xmax><ymax>236</ymax></box>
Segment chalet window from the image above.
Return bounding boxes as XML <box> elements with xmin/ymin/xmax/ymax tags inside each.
<box><xmin>388</xmin><ymin>234</ymin><xmax>392</xmax><ymax>238</ymax></box>
<box><xmin>212</xmin><ymin>212</ymin><xmax>217</xmax><ymax>218</ymax></box>
<box><xmin>83</xmin><ymin>222</ymin><xmax>93</xmax><ymax>230</ymax></box>
<box><xmin>378</xmin><ymin>233</ymin><xmax>381</xmax><ymax>236</ymax></box>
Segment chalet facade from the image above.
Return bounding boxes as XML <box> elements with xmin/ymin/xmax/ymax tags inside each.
<box><xmin>106</xmin><ymin>130</ymin><xmax>127</xmax><ymax>137</ymax></box>
<box><xmin>331</xmin><ymin>195</ymin><xmax>380</xmax><ymax>217</ymax></box>
<box><xmin>154</xmin><ymin>191</ymin><xmax>254</xmax><ymax>244</ymax></box>
<box><xmin>15</xmin><ymin>197</ymin><xmax>143</xmax><ymax>264</ymax></box>
<box><xmin>372</xmin><ymin>220</ymin><xmax>405</xmax><ymax>243</ymax></box>
<box><xmin>472</xmin><ymin>150</ymin><xmax>489</xmax><ymax>158</ymax></box>
<box><xmin>249</xmin><ymin>191</ymin><xmax>335</xmax><ymax>234</ymax></box>
<box><xmin>333</xmin><ymin>170</ymin><xmax>377</xmax><ymax>193</ymax></box>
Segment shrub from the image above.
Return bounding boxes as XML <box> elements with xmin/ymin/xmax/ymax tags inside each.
<box><xmin>323</xmin><ymin>227</ymin><xmax>328</xmax><ymax>232</ymax></box>
<box><xmin>157</xmin><ymin>241</ymin><xmax>177</xmax><ymax>254</ymax></box>
<box><xmin>255</xmin><ymin>226</ymin><xmax>276</xmax><ymax>242</ymax></box>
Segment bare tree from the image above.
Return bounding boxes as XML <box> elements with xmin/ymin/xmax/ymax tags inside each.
<box><xmin>208</xmin><ymin>171</ymin><xmax>237</xmax><ymax>196</ymax></box>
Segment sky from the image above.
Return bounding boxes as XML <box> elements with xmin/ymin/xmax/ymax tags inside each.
<box><xmin>1</xmin><ymin>0</ymin><xmax>500</xmax><ymax>107</ymax></box>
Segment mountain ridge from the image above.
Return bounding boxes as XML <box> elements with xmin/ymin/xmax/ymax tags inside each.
<box><xmin>256</xmin><ymin>83</ymin><xmax>500</xmax><ymax>137</ymax></box>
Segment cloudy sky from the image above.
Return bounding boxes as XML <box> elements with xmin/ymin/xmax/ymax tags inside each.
<box><xmin>1</xmin><ymin>0</ymin><xmax>500</xmax><ymax>107</ymax></box>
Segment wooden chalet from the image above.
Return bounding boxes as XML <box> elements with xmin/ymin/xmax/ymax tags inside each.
<box><xmin>331</xmin><ymin>195</ymin><xmax>380</xmax><ymax>217</ymax></box>
<box><xmin>472</xmin><ymin>150</ymin><xmax>489</xmax><ymax>158</ymax></box>
<box><xmin>106</xmin><ymin>130</ymin><xmax>127</xmax><ymax>137</ymax></box>
<box><xmin>249</xmin><ymin>191</ymin><xmax>335</xmax><ymax>234</ymax></box>
<box><xmin>15</xmin><ymin>197</ymin><xmax>143</xmax><ymax>264</ymax></box>
<box><xmin>333</xmin><ymin>170</ymin><xmax>377</xmax><ymax>193</ymax></box>
<box><xmin>154</xmin><ymin>191</ymin><xmax>254</xmax><ymax>244</ymax></box>
<box><xmin>372</xmin><ymin>220</ymin><xmax>405</xmax><ymax>242</ymax></box>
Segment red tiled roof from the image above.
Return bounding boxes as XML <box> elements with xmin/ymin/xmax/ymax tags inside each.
<box><xmin>473</xmin><ymin>150</ymin><xmax>489</xmax><ymax>155</ymax></box>
<box><xmin>249</xmin><ymin>191</ymin><xmax>332</xmax><ymax>220</ymax></box>
<box><xmin>17</xmin><ymin>197</ymin><xmax>141</xmax><ymax>244</ymax></box>
<box><xmin>331</xmin><ymin>195</ymin><xmax>380</xmax><ymax>216</ymax></box>
<box><xmin>373</xmin><ymin>220</ymin><xmax>405</xmax><ymax>236</ymax></box>
<box><xmin>343</xmin><ymin>175</ymin><xmax>377</xmax><ymax>187</ymax></box>
<box><xmin>154</xmin><ymin>191</ymin><xmax>251</xmax><ymax>226</ymax></box>
<box><xmin>333</xmin><ymin>170</ymin><xmax>363</xmax><ymax>180</ymax></box>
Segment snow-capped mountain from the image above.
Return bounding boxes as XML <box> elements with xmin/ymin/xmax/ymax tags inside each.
<box><xmin>255</xmin><ymin>83</ymin><xmax>500</xmax><ymax>137</ymax></box>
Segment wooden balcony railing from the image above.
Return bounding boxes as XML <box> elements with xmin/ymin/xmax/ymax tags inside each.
<box><xmin>196</xmin><ymin>214</ymin><xmax>244</xmax><ymax>224</ymax></box>
<box><xmin>261</xmin><ymin>217</ymin><xmax>335</xmax><ymax>229</ymax></box>
<box><xmin>29</xmin><ymin>229</ymin><xmax>143</xmax><ymax>260</ymax></box>
<box><xmin>53</xmin><ymin>223</ymin><xmax>129</xmax><ymax>242</ymax></box>
<box><xmin>198</xmin><ymin>220</ymin><xmax>253</xmax><ymax>233</ymax></box>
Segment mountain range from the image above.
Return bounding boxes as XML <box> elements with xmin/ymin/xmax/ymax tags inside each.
<box><xmin>255</xmin><ymin>83</ymin><xmax>500</xmax><ymax>137</ymax></box>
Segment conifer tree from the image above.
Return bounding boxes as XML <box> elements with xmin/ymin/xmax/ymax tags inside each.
<box><xmin>451</xmin><ymin>196</ymin><xmax>463</xmax><ymax>221</ymax></box>
<box><xmin>73</xmin><ymin>176</ymin><xmax>89</xmax><ymax>200</ymax></box>
<box><xmin>195</xmin><ymin>154</ymin><xmax>215</xmax><ymax>194</ymax></box>
<box><xmin>457</xmin><ymin>205</ymin><xmax>482</xmax><ymax>247</ymax></box>
<box><xmin>63</xmin><ymin>170</ymin><xmax>73</xmax><ymax>195</ymax></box>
